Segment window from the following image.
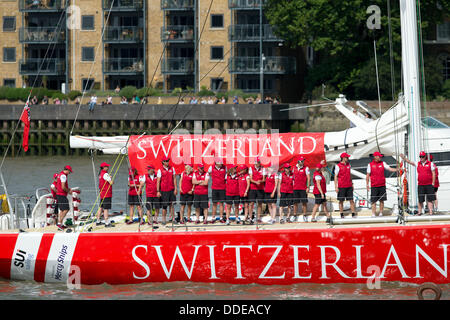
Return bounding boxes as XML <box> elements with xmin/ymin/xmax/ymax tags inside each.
<box><xmin>210</xmin><ymin>78</ymin><xmax>223</xmax><ymax>91</ymax></box>
<box><xmin>439</xmin><ymin>54</ymin><xmax>450</xmax><ymax>80</ymax></box>
<box><xmin>3</xmin><ymin>79</ymin><xmax>15</xmax><ymax>87</ymax></box>
<box><xmin>211</xmin><ymin>46</ymin><xmax>224</xmax><ymax>60</ymax></box>
<box><xmin>211</xmin><ymin>14</ymin><xmax>224</xmax><ymax>28</ymax></box>
<box><xmin>437</xmin><ymin>22</ymin><xmax>450</xmax><ymax>41</ymax></box>
<box><xmin>82</xmin><ymin>78</ymin><xmax>94</xmax><ymax>91</ymax></box>
<box><xmin>2</xmin><ymin>16</ymin><xmax>15</xmax><ymax>31</ymax></box>
<box><xmin>81</xmin><ymin>15</ymin><xmax>95</xmax><ymax>30</ymax></box>
<box><xmin>81</xmin><ymin>47</ymin><xmax>95</xmax><ymax>61</ymax></box>
<box><xmin>3</xmin><ymin>47</ymin><xmax>15</xmax><ymax>62</ymax></box>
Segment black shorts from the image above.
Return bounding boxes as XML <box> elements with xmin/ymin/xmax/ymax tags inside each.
<box><xmin>100</xmin><ymin>197</ymin><xmax>112</xmax><ymax>210</ymax></box>
<box><xmin>248</xmin><ymin>189</ymin><xmax>264</xmax><ymax>203</ymax></box>
<box><xmin>240</xmin><ymin>196</ymin><xmax>249</xmax><ymax>204</ymax></box>
<box><xmin>314</xmin><ymin>193</ymin><xmax>327</xmax><ymax>205</ymax></box>
<box><xmin>211</xmin><ymin>189</ymin><xmax>226</xmax><ymax>203</ymax></box>
<box><xmin>337</xmin><ymin>187</ymin><xmax>354</xmax><ymax>201</ymax></box>
<box><xmin>293</xmin><ymin>190</ymin><xmax>308</xmax><ymax>204</ymax></box>
<box><xmin>160</xmin><ymin>191</ymin><xmax>176</xmax><ymax>207</ymax></box>
<box><xmin>225</xmin><ymin>195</ymin><xmax>240</xmax><ymax>205</ymax></box>
<box><xmin>434</xmin><ymin>187</ymin><xmax>438</xmax><ymax>193</ymax></box>
<box><xmin>418</xmin><ymin>185</ymin><xmax>436</xmax><ymax>203</ymax></box>
<box><xmin>146</xmin><ymin>197</ymin><xmax>161</xmax><ymax>210</ymax></box>
<box><xmin>194</xmin><ymin>194</ymin><xmax>209</xmax><ymax>209</ymax></box>
<box><xmin>180</xmin><ymin>193</ymin><xmax>194</xmax><ymax>206</ymax></box>
<box><xmin>264</xmin><ymin>192</ymin><xmax>277</xmax><ymax>204</ymax></box>
<box><xmin>279</xmin><ymin>192</ymin><xmax>293</xmax><ymax>207</ymax></box>
<box><xmin>128</xmin><ymin>194</ymin><xmax>142</xmax><ymax>206</ymax></box>
<box><xmin>56</xmin><ymin>195</ymin><xmax>69</xmax><ymax>211</ymax></box>
<box><xmin>371</xmin><ymin>186</ymin><xmax>387</xmax><ymax>203</ymax></box>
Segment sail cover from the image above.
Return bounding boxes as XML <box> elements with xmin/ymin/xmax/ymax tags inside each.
<box><xmin>128</xmin><ymin>133</ymin><xmax>325</xmax><ymax>173</ymax></box>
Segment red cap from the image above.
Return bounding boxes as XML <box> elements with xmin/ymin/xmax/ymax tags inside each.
<box><xmin>419</xmin><ymin>151</ymin><xmax>426</xmax><ymax>157</ymax></box>
<box><xmin>228</xmin><ymin>164</ymin><xmax>237</xmax><ymax>169</ymax></box>
<box><xmin>215</xmin><ymin>158</ymin><xmax>223</xmax><ymax>164</ymax></box>
<box><xmin>255</xmin><ymin>157</ymin><xmax>261</xmax><ymax>163</ymax></box>
<box><xmin>64</xmin><ymin>165</ymin><xmax>73</xmax><ymax>173</ymax></box>
<box><xmin>373</xmin><ymin>152</ymin><xmax>383</xmax><ymax>157</ymax></box>
<box><xmin>284</xmin><ymin>163</ymin><xmax>291</xmax><ymax>168</ymax></box>
<box><xmin>100</xmin><ymin>162</ymin><xmax>110</xmax><ymax>168</ymax></box>
<box><xmin>162</xmin><ymin>156</ymin><xmax>170</xmax><ymax>161</ymax></box>
<box><xmin>239</xmin><ymin>164</ymin><xmax>248</xmax><ymax>171</ymax></box>
<box><xmin>53</xmin><ymin>173</ymin><xmax>58</xmax><ymax>179</ymax></box>
<box><xmin>198</xmin><ymin>163</ymin><xmax>204</xmax><ymax>168</ymax></box>
<box><xmin>147</xmin><ymin>164</ymin><xmax>155</xmax><ymax>169</ymax></box>
<box><xmin>316</xmin><ymin>163</ymin><xmax>323</xmax><ymax>169</ymax></box>
<box><xmin>297</xmin><ymin>156</ymin><xmax>305</xmax><ymax>162</ymax></box>
<box><xmin>340</xmin><ymin>152</ymin><xmax>351</xmax><ymax>158</ymax></box>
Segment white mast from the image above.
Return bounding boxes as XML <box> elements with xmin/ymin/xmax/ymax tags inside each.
<box><xmin>400</xmin><ymin>0</ymin><xmax>423</xmax><ymax>212</ymax></box>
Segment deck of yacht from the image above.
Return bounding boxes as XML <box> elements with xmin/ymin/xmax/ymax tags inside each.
<box><xmin>5</xmin><ymin>208</ymin><xmax>450</xmax><ymax>234</ymax></box>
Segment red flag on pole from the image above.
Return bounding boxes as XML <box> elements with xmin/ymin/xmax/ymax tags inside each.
<box><xmin>20</xmin><ymin>103</ymin><xmax>30</xmax><ymax>152</ymax></box>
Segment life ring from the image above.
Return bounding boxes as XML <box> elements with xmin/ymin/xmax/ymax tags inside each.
<box><xmin>417</xmin><ymin>282</ymin><xmax>442</xmax><ymax>300</ymax></box>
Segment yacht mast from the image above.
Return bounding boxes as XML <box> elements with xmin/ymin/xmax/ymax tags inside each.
<box><xmin>400</xmin><ymin>0</ymin><xmax>423</xmax><ymax>212</ymax></box>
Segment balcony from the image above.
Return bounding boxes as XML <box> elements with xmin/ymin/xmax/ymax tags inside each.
<box><xmin>228</xmin><ymin>0</ymin><xmax>265</xmax><ymax>10</ymax></box>
<box><xmin>161</xmin><ymin>0</ymin><xmax>194</xmax><ymax>11</ymax></box>
<box><xmin>161</xmin><ymin>26</ymin><xmax>194</xmax><ymax>42</ymax></box>
<box><xmin>229</xmin><ymin>56</ymin><xmax>296</xmax><ymax>74</ymax></box>
<box><xmin>229</xmin><ymin>24</ymin><xmax>282</xmax><ymax>42</ymax></box>
<box><xmin>161</xmin><ymin>57</ymin><xmax>194</xmax><ymax>74</ymax></box>
<box><xmin>19</xmin><ymin>0</ymin><xmax>65</xmax><ymax>11</ymax></box>
<box><xmin>104</xmin><ymin>27</ymin><xmax>143</xmax><ymax>43</ymax></box>
<box><xmin>103</xmin><ymin>0</ymin><xmax>143</xmax><ymax>10</ymax></box>
<box><xmin>19</xmin><ymin>58</ymin><xmax>65</xmax><ymax>75</ymax></box>
<box><xmin>19</xmin><ymin>27</ymin><xmax>65</xmax><ymax>43</ymax></box>
<box><xmin>103</xmin><ymin>58</ymin><xmax>144</xmax><ymax>75</ymax></box>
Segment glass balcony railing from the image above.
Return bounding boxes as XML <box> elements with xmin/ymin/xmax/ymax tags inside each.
<box><xmin>19</xmin><ymin>0</ymin><xmax>65</xmax><ymax>11</ymax></box>
<box><xmin>19</xmin><ymin>27</ymin><xmax>65</xmax><ymax>43</ymax></box>
<box><xmin>161</xmin><ymin>26</ymin><xmax>194</xmax><ymax>42</ymax></box>
<box><xmin>19</xmin><ymin>58</ymin><xmax>65</xmax><ymax>75</ymax></box>
<box><xmin>229</xmin><ymin>56</ymin><xmax>296</xmax><ymax>74</ymax></box>
<box><xmin>103</xmin><ymin>58</ymin><xmax>144</xmax><ymax>74</ymax></box>
<box><xmin>228</xmin><ymin>0</ymin><xmax>265</xmax><ymax>10</ymax></box>
<box><xmin>103</xmin><ymin>0</ymin><xmax>143</xmax><ymax>10</ymax></box>
<box><xmin>161</xmin><ymin>0</ymin><xmax>194</xmax><ymax>10</ymax></box>
<box><xmin>104</xmin><ymin>26</ymin><xmax>143</xmax><ymax>42</ymax></box>
<box><xmin>229</xmin><ymin>24</ymin><xmax>282</xmax><ymax>42</ymax></box>
<box><xmin>161</xmin><ymin>57</ymin><xmax>194</xmax><ymax>74</ymax></box>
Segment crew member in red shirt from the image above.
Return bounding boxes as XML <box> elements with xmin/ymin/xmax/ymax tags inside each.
<box><xmin>179</xmin><ymin>164</ymin><xmax>194</xmax><ymax>223</ymax></box>
<box><xmin>248</xmin><ymin>158</ymin><xmax>265</xmax><ymax>223</ymax></box>
<box><xmin>208</xmin><ymin>158</ymin><xmax>226</xmax><ymax>223</ymax></box>
<box><xmin>143</xmin><ymin>164</ymin><xmax>160</xmax><ymax>225</ymax></box>
<box><xmin>192</xmin><ymin>164</ymin><xmax>210</xmax><ymax>224</ymax></box>
<box><xmin>225</xmin><ymin>164</ymin><xmax>240</xmax><ymax>225</ymax></box>
<box><xmin>429</xmin><ymin>155</ymin><xmax>439</xmax><ymax>212</ymax></box>
<box><xmin>127</xmin><ymin>166</ymin><xmax>145</xmax><ymax>225</ymax></box>
<box><xmin>400</xmin><ymin>151</ymin><xmax>436</xmax><ymax>215</ymax></box>
<box><xmin>366</xmin><ymin>152</ymin><xmax>399</xmax><ymax>217</ymax></box>
<box><xmin>264</xmin><ymin>163</ymin><xmax>279</xmax><ymax>224</ymax></box>
<box><xmin>292</xmin><ymin>156</ymin><xmax>310</xmax><ymax>222</ymax></box>
<box><xmin>55</xmin><ymin>165</ymin><xmax>73</xmax><ymax>231</ymax></box>
<box><xmin>50</xmin><ymin>173</ymin><xmax>59</xmax><ymax>221</ymax></box>
<box><xmin>311</xmin><ymin>163</ymin><xmax>331</xmax><ymax>223</ymax></box>
<box><xmin>238</xmin><ymin>165</ymin><xmax>251</xmax><ymax>224</ymax></box>
<box><xmin>157</xmin><ymin>157</ymin><xmax>177</xmax><ymax>225</ymax></box>
<box><xmin>96</xmin><ymin>162</ymin><xmax>114</xmax><ymax>228</ymax></box>
<box><xmin>277</xmin><ymin>163</ymin><xmax>294</xmax><ymax>224</ymax></box>
<box><xmin>334</xmin><ymin>152</ymin><xmax>357</xmax><ymax>218</ymax></box>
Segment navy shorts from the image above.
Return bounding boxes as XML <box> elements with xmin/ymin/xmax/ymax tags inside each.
<box><xmin>279</xmin><ymin>192</ymin><xmax>293</xmax><ymax>207</ymax></box>
<box><xmin>371</xmin><ymin>186</ymin><xmax>387</xmax><ymax>203</ymax></box>
<box><xmin>100</xmin><ymin>197</ymin><xmax>112</xmax><ymax>210</ymax></box>
<box><xmin>180</xmin><ymin>193</ymin><xmax>194</xmax><ymax>206</ymax></box>
<box><xmin>225</xmin><ymin>195</ymin><xmax>240</xmax><ymax>205</ymax></box>
<box><xmin>337</xmin><ymin>187</ymin><xmax>353</xmax><ymax>201</ymax></box>
<box><xmin>128</xmin><ymin>194</ymin><xmax>142</xmax><ymax>206</ymax></box>
<box><xmin>418</xmin><ymin>185</ymin><xmax>436</xmax><ymax>203</ymax></box>
<box><xmin>264</xmin><ymin>192</ymin><xmax>277</xmax><ymax>204</ymax></box>
<box><xmin>248</xmin><ymin>189</ymin><xmax>264</xmax><ymax>203</ymax></box>
<box><xmin>314</xmin><ymin>193</ymin><xmax>327</xmax><ymax>205</ymax></box>
<box><xmin>293</xmin><ymin>190</ymin><xmax>308</xmax><ymax>204</ymax></box>
<box><xmin>56</xmin><ymin>195</ymin><xmax>69</xmax><ymax>211</ymax></box>
<box><xmin>194</xmin><ymin>194</ymin><xmax>209</xmax><ymax>209</ymax></box>
<box><xmin>146</xmin><ymin>197</ymin><xmax>161</xmax><ymax>210</ymax></box>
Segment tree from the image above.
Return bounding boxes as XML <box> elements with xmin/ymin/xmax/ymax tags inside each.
<box><xmin>265</xmin><ymin>0</ymin><xmax>450</xmax><ymax>100</ymax></box>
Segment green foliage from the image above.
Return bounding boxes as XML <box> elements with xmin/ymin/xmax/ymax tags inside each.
<box><xmin>197</xmin><ymin>85</ymin><xmax>214</xmax><ymax>97</ymax></box>
<box><xmin>442</xmin><ymin>80</ymin><xmax>450</xmax><ymax>100</ymax></box>
<box><xmin>119</xmin><ymin>86</ymin><xmax>137</xmax><ymax>100</ymax></box>
<box><xmin>135</xmin><ymin>87</ymin><xmax>163</xmax><ymax>98</ymax></box>
<box><xmin>68</xmin><ymin>90</ymin><xmax>82</xmax><ymax>100</ymax></box>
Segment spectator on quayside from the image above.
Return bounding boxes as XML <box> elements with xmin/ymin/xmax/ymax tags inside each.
<box><xmin>179</xmin><ymin>98</ymin><xmax>185</xmax><ymax>104</ymax></box>
<box><xmin>292</xmin><ymin>157</ymin><xmax>310</xmax><ymax>222</ymax></box>
<box><xmin>54</xmin><ymin>97</ymin><xmax>60</xmax><ymax>104</ymax></box>
<box><xmin>126</xmin><ymin>167</ymin><xmax>145</xmax><ymax>225</ymax></box>
<box><xmin>311</xmin><ymin>163</ymin><xmax>331</xmax><ymax>223</ymax></box>
<box><xmin>114</xmin><ymin>85</ymin><xmax>120</xmax><ymax>94</ymax></box>
<box><xmin>233</xmin><ymin>96</ymin><xmax>239</xmax><ymax>104</ymax></box>
<box><xmin>132</xmin><ymin>95</ymin><xmax>141</xmax><ymax>104</ymax></box>
<box><xmin>200</xmin><ymin>97</ymin><xmax>207</xmax><ymax>104</ymax></box>
<box><xmin>225</xmin><ymin>165</ymin><xmax>240</xmax><ymax>225</ymax></box>
<box><xmin>335</xmin><ymin>152</ymin><xmax>357</xmax><ymax>218</ymax></box>
<box><xmin>88</xmin><ymin>94</ymin><xmax>97</xmax><ymax>113</ymax></box>
<box><xmin>31</xmin><ymin>96</ymin><xmax>38</xmax><ymax>105</ymax></box>
<box><xmin>400</xmin><ymin>152</ymin><xmax>436</xmax><ymax>215</ymax></box>
<box><xmin>55</xmin><ymin>165</ymin><xmax>73</xmax><ymax>231</ymax></box>
<box><xmin>189</xmin><ymin>97</ymin><xmax>198</xmax><ymax>104</ymax></box>
<box><xmin>74</xmin><ymin>97</ymin><xmax>80</xmax><ymax>105</ymax></box>
<box><xmin>207</xmin><ymin>96</ymin><xmax>214</xmax><ymax>104</ymax></box>
<box><xmin>429</xmin><ymin>155</ymin><xmax>439</xmax><ymax>212</ymax></box>
<box><xmin>255</xmin><ymin>97</ymin><xmax>262</xmax><ymax>104</ymax></box>
<box><xmin>192</xmin><ymin>164</ymin><xmax>210</xmax><ymax>224</ymax></box>
<box><xmin>42</xmin><ymin>96</ymin><xmax>49</xmax><ymax>105</ymax></box>
<box><xmin>96</xmin><ymin>162</ymin><xmax>114</xmax><ymax>228</ymax></box>
<box><xmin>120</xmin><ymin>96</ymin><xmax>128</xmax><ymax>104</ymax></box>
<box><xmin>277</xmin><ymin>163</ymin><xmax>294</xmax><ymax>224</ymax></box>
<box><xmin>366</xmin><ymin>152</ymin><xmax>400</xmax><ymax>217</ymax></box>
<box><xmin>157</xmin><ymin>157</ymin><xmax>177</xmax><ymax>225</ymax></box>
<box><xmin>143</xmin><ymin>165</ymin><xmax>161</xmax><ymax>225</ymax></box>
<box><xmin>220</xmin><ymin>96</ymin><xmax>226</xmax><ymax>104</ymax></box>
<box><xmin>209</xmin><ymin>158</ymin><xmax>227</xmax><ymax>223</ymax></box>
<box><xmin>179</xmin><ymin>164</ymin><xmax>194</xmax><ymax>223</ymax></box>
<box><xmin>106</xmin><ymin>95</ymin><xmax>113</xmax><ymax>105</ymax></box>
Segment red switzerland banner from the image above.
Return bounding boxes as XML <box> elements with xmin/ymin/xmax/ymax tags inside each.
<box><xmin>128</xmin><ymin>133</ymin><xmax>325</xmax><ymax>174</ymax></box>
